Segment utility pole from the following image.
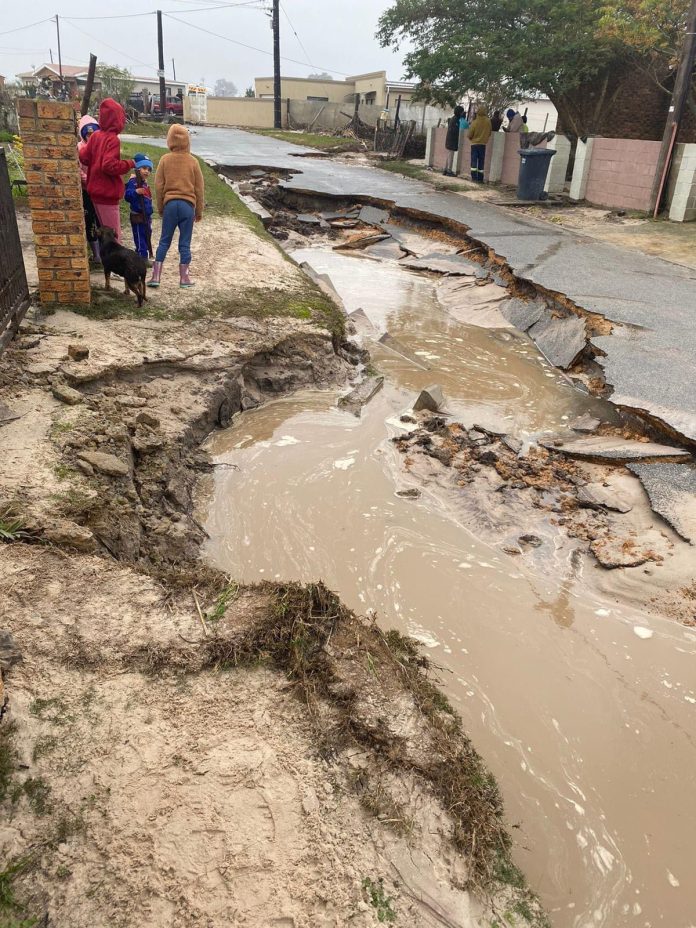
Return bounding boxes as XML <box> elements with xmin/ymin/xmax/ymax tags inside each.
<box><xmin>272</xmin><ymin>0</ymin><xmax>281</xmax><ymax>129</ymax></box>
<box><xmin>55</xmin><ymin>15</ymin><xmax>63</xmax><ymax>83</ymax></box>
<box><xmin>172</xmin><ymin>58</ymin><xmax>177</xmax><ymax>82</ymax></box>
<box><xmin>157</xmin><ymin>10</ymin><xmax>167</xmax><ymax>121</ymax></box>
<box><xmin>649</xmin><ymin>0</ymin><xmax>696</xmax><ymax>216</ymax></box>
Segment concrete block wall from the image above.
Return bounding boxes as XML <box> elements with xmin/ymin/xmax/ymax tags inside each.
<box><xmin>500</xmin><ymin>132</ymin><xmax>526</xmax><ymax>185</ymax></box>
<box><xmin>16</xmin><ymin>99</ymin><xmax>90</xmax><ymax>305</ymax></box>
<box><xmin>584</xmin><ymin>138</ymin><xmax>661</xmax><ymax>212</ymax></box>
<box><xmin>429</xmin><ymin>126</ymin><xmax>448</xmax><ymax>169</ymax></box>
<box><xmin>667</xmin><ymin>143</ymin><xmax>696</xmax><ymax>222</ymax></box>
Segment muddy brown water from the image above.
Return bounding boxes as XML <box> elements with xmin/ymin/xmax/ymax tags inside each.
<box><xmin>198</xmin><ymin>245</ymin><xmax>696</xmax><ymax>927</ymax></box>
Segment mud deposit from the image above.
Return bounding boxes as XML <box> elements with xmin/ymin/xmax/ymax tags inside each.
<box><xmin>199</xmin><ymin>244</ymin><xmax>696</xmax><ymax>927</ymax></box>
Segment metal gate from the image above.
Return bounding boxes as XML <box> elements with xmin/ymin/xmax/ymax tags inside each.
<box><xmin>0</xmin><ymin>148</ymin><xmax>30</xmax><ymax>354</ymax></box>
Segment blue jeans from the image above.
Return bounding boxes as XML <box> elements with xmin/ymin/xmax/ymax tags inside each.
<box><xmin>156</xmin><ymin>199</ymin><xmax>195</xmax><ymax>264</ymax></box>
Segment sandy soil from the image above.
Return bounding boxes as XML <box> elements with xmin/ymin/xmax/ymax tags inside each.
<box><xmin>1</xmin><ymin>545</ymin><xmax>508</xmax><ymax>928</ymax></box>
<box><xmin>1</xmin><ymin>196</ymin><xmax>541</xmax><ymax>926</ymax></box>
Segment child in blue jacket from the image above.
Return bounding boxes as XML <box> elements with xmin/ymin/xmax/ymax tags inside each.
<box><xmin>124</xmin><ymin>152</ymin><xmax>154</xmax><ymax>259</ymax></box>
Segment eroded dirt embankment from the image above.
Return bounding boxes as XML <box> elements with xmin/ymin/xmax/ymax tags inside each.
<box><xmin>0</xmin><ymin>196</ymin><xmax>545</xmax><ymax>926</ymax></box>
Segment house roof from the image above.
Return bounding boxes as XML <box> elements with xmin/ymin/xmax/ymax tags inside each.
<box><xmin>18</xmin><ymin>64</ymin><xmax>89</xmax><ymax>80</ymax></box>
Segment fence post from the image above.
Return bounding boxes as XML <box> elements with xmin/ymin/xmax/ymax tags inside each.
<box><xmin>425</xmin><ymin>127</ymin><xmax>435</xmax><ymax>167</ymax></box>
<box><xmin>544</xmin><ymin>134</ymin><xmax>572</xmax><ymax>194</ymax></box>
<box><xmin>667</xmin><ymin>143</ymin><xmax>696</xmax><ymax>221</ymax></box>
<box><xmin>16</xmin><ymin>99</ymin><xmax>90</xmax><ymax>306</ymax></box>
<box><xmin>487</xmin><ymin>132</ymin><xmax>505</xmax><ymax>184</ymax></box>
<box><xmin>569</xmin><ymin>137</ymin><xmax>595</xmax><ymax>202</ymax></box>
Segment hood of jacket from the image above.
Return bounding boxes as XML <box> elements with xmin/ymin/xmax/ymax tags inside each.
<box><xmin>78</xmin><ymin>114</ymin><xmax>99</xmax><ymax>140</ymax></box>
<box><xmin>167</xmin><ymin>123</ymin><xmax>191</xmax><ymax>153</ymax></box>
<box><xmin>474</xmin><ymin>107</ymin><xmax>489</xmax><ymax>119</ymax></box>
<box><xmin>99</xmin><ymin>98</ymin><xmax>127</xmax><ymax>134</ymax></box>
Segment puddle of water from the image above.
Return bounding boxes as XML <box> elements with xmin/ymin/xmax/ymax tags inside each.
<box><xmin>199</xmin><ymin>246</ymin><xmax>696</xmax><ymax>927</ymax></box>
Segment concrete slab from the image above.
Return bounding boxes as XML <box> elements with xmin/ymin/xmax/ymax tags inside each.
<box><xmin>359</xmin><ymin>205</ymin><xmax>390</xmax><ymax>226</ymax></box>
<box><xmin>627</xmin><ymin>462</ymin><xmax>696</xmax><ymax>543</ymax></box>
<box><xmin>543</xmin><ymin>436</ymin><xmax>692</xmax><ymax>463</ymax></box>
<box><xmin>500</xmin><ymin>298</ymin><xmax>546</xmax><ymax>332</ymax></box>
<box><xmin>399</xmin><ymin>253</ymin><xmax>479</xmax><ymax>276</ymax></box>
<box><xmin>528</xmin><ymin>312</ymin><xmax>587</xmax><ymax>369</ymax></box>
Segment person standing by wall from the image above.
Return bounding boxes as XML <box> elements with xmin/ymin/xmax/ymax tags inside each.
<box><xmin>79</xmin><ymin>98</ymin><xmax>135</xmax><ymax>242</ymax></box>
<box><xmin>467</xmin><ymin>106</ymin><xmax>492</xmax><ymax>182</ymax></box>
<box><xmin>491</xmin><ymin>110</ymin><xmax>503</xmax><ymax>132</ymax></box>
<box><xmin>503</xmin><ymin>108</ymin><xmax>524</xmax><ymax>132</ymax></box>
<box><xmin>76</xmin><ymin>114</ymin><xmax>101</xmax><ymax>263</ymax></box>
<box><xmin>443</xmin><ymin>104</ymin><xmax>466</xmax><ymax>176</ymax></box>
<box><xmin>149</xmin><ymin>124</ymin><xmax>204</xmax><ymax>289</ymax></box>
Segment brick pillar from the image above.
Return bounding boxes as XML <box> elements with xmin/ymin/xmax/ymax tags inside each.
<box><xmin>16</xmin><ymin>99</ymin><xmax>91</xmax><ymax>306</ymax></box>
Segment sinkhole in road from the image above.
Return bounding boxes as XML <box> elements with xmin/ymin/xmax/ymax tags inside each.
<box><xmin>197</xmin><ymin>240</ymin><xmax>696</xmax><ymax>928</ymax></box>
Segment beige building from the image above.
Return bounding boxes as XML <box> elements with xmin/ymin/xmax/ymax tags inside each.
<box><xmin>254</xmin><ymin>71</ymin><xmax>417</xmax><ymax>107</ymax></box>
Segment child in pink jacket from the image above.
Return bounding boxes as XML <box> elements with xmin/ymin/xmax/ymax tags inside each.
<box><xmin>77</xmin><ymin>114</ymin><xmax>101</xmax><ymax>262</ymax></box>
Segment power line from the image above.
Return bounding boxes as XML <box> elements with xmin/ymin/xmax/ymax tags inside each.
<box><xmin>163</xmin><ymin>11</ymin><xmax>349</xmax><ymax>76</ymax></box>
<box><xmin>62</xmin><ymin>19</ymin><xmax>160</xmax><ymax>73</ymax></box>
<box><xmin>0</xmin><ymin>17</ymin><xmax>53</xmax><ymax>38</ymax></box>
<box><xmin>63</xmin><ymin>1</ymin><xmax>267</xmax><ymax>17</ymax></box>
<box><xmin>280</xmin><ymin>2</ymin><xmax>312</xmax><ymax>67</ymax></box>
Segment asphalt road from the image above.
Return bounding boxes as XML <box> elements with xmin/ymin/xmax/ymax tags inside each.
<box><xmin>134</xmin><ymin>126</ymin><xmax>696</xmax><ymax>446</ymax></box>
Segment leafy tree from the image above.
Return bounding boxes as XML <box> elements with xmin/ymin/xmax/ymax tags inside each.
<box><xmin>377</xmin><ymin>0</ymin><xmax>633</xmax><ymax>136</ymax></box>
<box><xmin>600</xmin><ymin>0</ymin><xmax>695</xmax><ymax>114</ymax></box>
<box><xmin>244</xmin><ymin>86</ymin><xmax>255</xmax><ymax>97</ymax></box>
<box><xmin>214</xmin><ymin>78</ymin><xmax>238</xmax><ymax>97</ymax></box>
<box><xmin>308</xmin><ymin>72</ymin><xmax>334</xmax><ymax>80</ymax></box>
<box><xmin>95</xmin><ymin>64</ymin><xmax>135</xmax><ymax>105</ymax></box>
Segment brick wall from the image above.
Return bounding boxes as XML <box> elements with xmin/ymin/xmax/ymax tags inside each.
<box><xmin>16</xmin><ymin>99</ymin><xmax>90</xmax><ymax>306</ymax></box>
<box><xmin>584</xmin><ymin>138</ymin><xmax>661</xmax><ymax>212</ymax></box>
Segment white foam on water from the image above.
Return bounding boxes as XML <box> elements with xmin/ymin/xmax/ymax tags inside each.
<box><xmin>275</xmin><ymin>435</ymin><xmax>300</xmax><ymax>447</ymax></box>
<box><xmin>633</xmin><ymin>626</ymin><xmax>654</xmax><ymax>639</ymax></box>
<box><xmin>333</xmin><ymin>457</ymin><xmax>355</xmax><ymax>470</ymax></box>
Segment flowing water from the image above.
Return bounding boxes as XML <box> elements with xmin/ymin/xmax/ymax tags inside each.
<box><xmin>198</xmin><ymin>244</ymin><xmax>696</xmax><ymax>927</ymax></box>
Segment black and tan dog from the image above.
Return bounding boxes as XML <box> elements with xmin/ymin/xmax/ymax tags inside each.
<box><xmin>97</xmin><ymin>227</ymin><xmax>148</xmax><ymax>307</ymax></box>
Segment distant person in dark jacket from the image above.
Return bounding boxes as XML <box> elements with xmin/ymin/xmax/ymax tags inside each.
<box><xmin>443</xmin><ymin>104</ymin><xmax>466</xmax><ymax>176</ymax></box>
<box><xmin>491</xmin><ymin>111</ymin><xmax>503</xmax><ymax>132</ymax></box>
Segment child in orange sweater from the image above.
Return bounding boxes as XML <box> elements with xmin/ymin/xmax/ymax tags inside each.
<box><xmin>148</xmin><ymin>124</ymin><xmax>204</xmax><ymax>289</ymax></box>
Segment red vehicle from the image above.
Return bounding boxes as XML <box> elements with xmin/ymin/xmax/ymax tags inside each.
<box><xmin>153</xmin><ymin>96</ymin><xmax>183</xmax><ymax>116</ymax></box>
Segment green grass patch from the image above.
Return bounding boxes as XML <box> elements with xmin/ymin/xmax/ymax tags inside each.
<box><xmin>124</xmin><ymin>120</ymin><xmax>173</xmax><ymax>139</ymax></box>
<box><xmin>248</xmin><ymin>128</ymin><xmax>361</xmax><ymax>152</ymax></box>
<box><xmin>377</xmin><ymin>159</ymin><xmax>432</xmax><ymax>182</ymax></box>
<box><xmin>362</xmin><ymin>877</ymin><xmax>396</xmax><ymax>923</ymax></box>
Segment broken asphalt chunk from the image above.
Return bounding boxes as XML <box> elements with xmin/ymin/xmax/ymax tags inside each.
<box><xmin>542</xmin><ymin>435</ymin><xmax>691</xmax><ymax>463</ymax></box>
<box><xmin>400</xmin><ymin>253</ymin><xmax>479</xmax><ymax>276</ymax></box>
<box><xmin>359</xmin><ymin>205</ymin><xmax>390</xmax><ymax>226</ymax></box>
<box><xmin>51</xmin><ymin>383</ymin><xmax>83</xmax><ymax>406</ymax></box>
<box><xmin>413</xmin><ymin>385</ymin><xmax>445</xmax><ymax>413</ymax></box>
<box><xmin>337</xmin><ymin>376</ymin><xmax>384</xmax><ymax>417</ymax></box>
<box><xmin>500</xmin><ymin>298</ymin><xmax>546</xmax><ymax>332</ymax></box>
<box><xmin>528</xmin><ymin>312</ymin><xmax>587</xmax><ymax>369</ymax></box>
<box><xmin>627</xmin><ymin>461</ymin><xmax>696</xmax><ymax>543</ymax></box>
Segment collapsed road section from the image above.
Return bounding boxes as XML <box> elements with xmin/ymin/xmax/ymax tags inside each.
<box><xmin>197</xmin><ymin>197</ymin><xmax>696</xmax><ymax>928</ymax></box>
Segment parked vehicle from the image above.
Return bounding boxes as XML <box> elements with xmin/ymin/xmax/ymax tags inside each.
<box><xmin>153</xmin><ymin>96</ymin><xmax>184</xmax><ymax>116</ymax></box>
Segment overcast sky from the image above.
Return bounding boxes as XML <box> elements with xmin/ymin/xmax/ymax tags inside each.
<box><xmin>1</xmin><ymin>1</ymin><xmax>409</xmax><ymax>91</ymax></box>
